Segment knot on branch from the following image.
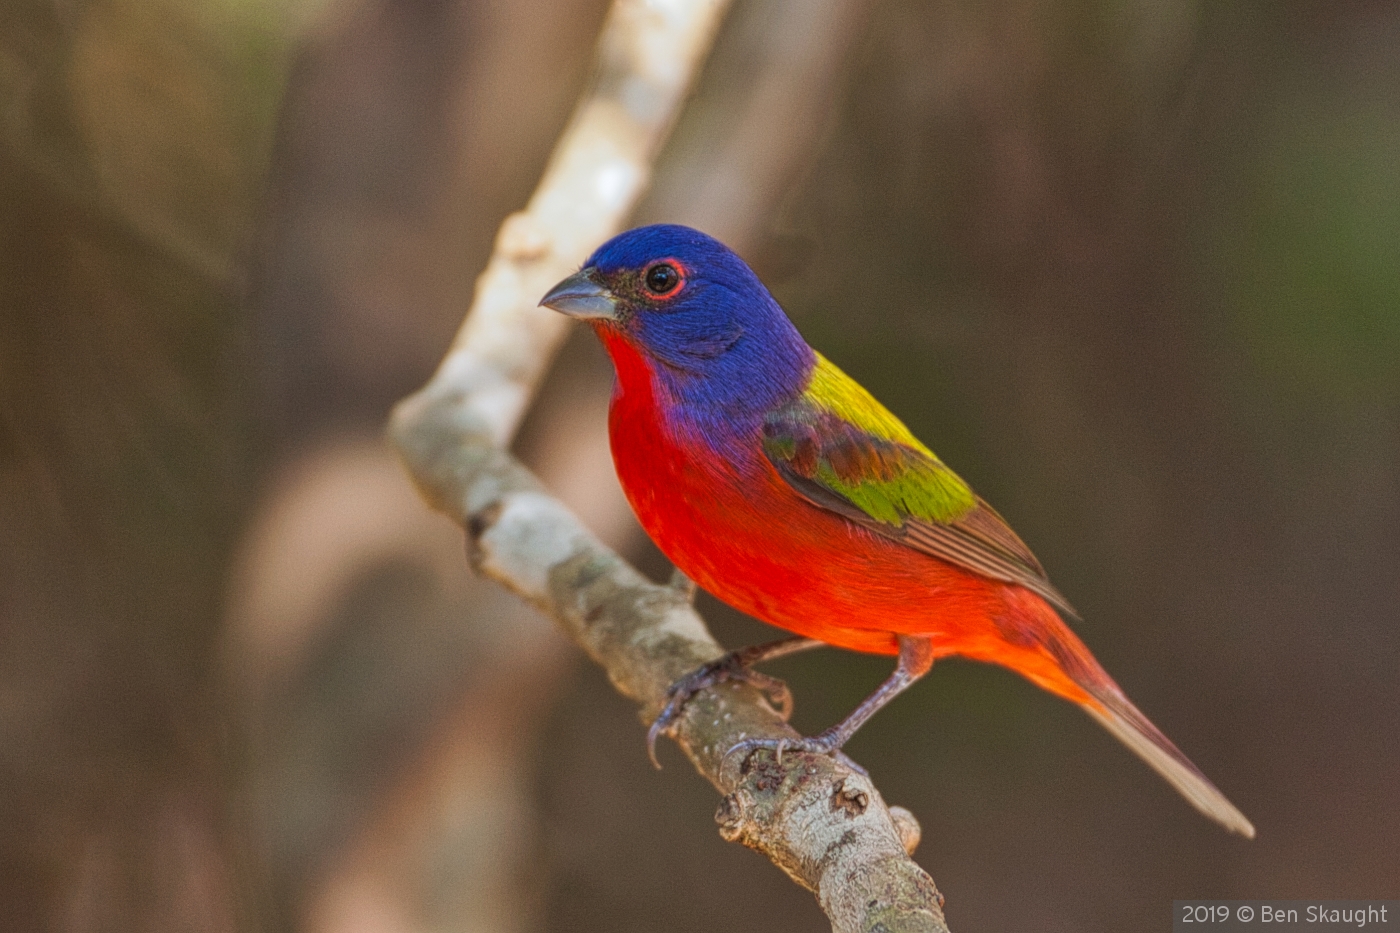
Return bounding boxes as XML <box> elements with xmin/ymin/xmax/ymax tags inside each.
<box><xmin>496</xmin><ymin>212</ymin><xmax>552</xmax><ymax>262</ymax></box>
<box><xmin>888</xmin><ymin>806</ymin><xmax>922</xmax><ymax>857</ymax></box>
<box><xmin>466</xmin><ymin>502</ymin><xmax>505</xmax><ymax>569</ymax></box>
<box><xmin>715</xmin><ymin>793</ymin><xmax>745</xmax><ymax>842</ymax></box>
<box><xmin>712</xmin><ymin>748</ymin><xmax>845</xmax><ymax>858</ymax></box>
<box><xmin>710</xmin><ymin>748</ymin><xmax>944</xmax><ymax>930</ymax></box>
<box><xmin>833</xmin><ymin>777</ymin><xmax>870</xmax><ymax>817</ymax></box>
<box><xmin>712</xmin><ymin>748</ymin><xmax>923</xmax><ymax>876</ymax></box>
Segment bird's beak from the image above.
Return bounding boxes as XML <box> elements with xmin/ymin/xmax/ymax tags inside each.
<box><xmin>539</xmin><ymin>268</ymin><xmax>618</xmax><ymax>321</ymax></box>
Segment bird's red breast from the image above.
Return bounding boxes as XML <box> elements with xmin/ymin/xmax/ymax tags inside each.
<box><xmin>598</xmin><ymin>325</ymin><xmax>1099</xmax><ymax>706</ymax></box>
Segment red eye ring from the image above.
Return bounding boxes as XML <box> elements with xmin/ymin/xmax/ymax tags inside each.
<box><xmin>642</xmin><ymin>259</ymin><xmax>686</xmax><ymax>299</ymax></box>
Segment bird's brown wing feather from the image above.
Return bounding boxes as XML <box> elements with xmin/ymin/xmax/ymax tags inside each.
<box><xmin>766</xmin><ymin>421</ymin><xmax>1079</xmax><ymax>620</ymax></box>
<box><xmin>902</xmin><ymin>500</ymin><xmax>1078</xmax><ymax>618</ymax></box>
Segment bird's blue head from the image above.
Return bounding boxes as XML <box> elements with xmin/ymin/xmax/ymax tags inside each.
<box><xmin>540</xmin><ymin>225</ymin><xmax>814</xmax><ymax>423</ymax></box>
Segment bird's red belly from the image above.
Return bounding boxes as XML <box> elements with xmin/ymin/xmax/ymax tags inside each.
<box><xmin>610</xmin><ymin>405</ymin><xmax>1009</xmax><ymax>658</ymax></box>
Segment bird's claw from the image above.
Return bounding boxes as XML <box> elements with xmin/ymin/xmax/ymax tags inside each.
<box><xmin>645</xmin><ymin>657</ymin><xmax>795</xmax><ymax>768</ymax></box>
<box><xmin>720</xmin><ymin>734</ymin><xmax>869</xmax><ymax>777</ymax></box>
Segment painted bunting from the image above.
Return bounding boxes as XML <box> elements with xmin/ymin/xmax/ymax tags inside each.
<box><xmin>540</xmin><ymin>224</ymin><xmax>1253</xmax><ymax>837</ymax></box>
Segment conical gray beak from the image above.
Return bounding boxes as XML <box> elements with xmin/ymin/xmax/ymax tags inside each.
<box><xmin>539</xmin><ymin>268</ymin><xmax>618</xmax><ymax>321</ymax></box>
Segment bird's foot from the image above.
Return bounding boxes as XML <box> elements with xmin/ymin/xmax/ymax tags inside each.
<box><xmin>646</xmin><ymin>656</ymin><xmax>794</xmax><ymax>768</ymax></box>
<box><xmin>721</xmin><ymin>732</ymin><xmax>868</xmax><ymax>777</ymax></box>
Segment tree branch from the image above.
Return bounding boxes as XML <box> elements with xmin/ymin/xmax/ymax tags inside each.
<box><xmin>390</xmin><ymin>2</ymin><xmax>951</xmax><ymax>930</ymax></box>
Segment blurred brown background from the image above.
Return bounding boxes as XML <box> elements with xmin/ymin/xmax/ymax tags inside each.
<box><xmin>2</xmin><ymin>0</ymin><xmax>1397</xmax><ymax>931</ymax></box>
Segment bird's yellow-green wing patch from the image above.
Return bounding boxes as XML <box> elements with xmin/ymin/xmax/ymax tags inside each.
<box><xmin>763</xmin><ymin>354</ymin><xmax>1077</xmax><ymax>617</ymax></box>
<box><xmin>766</xmin><ymin>355</ymin><xmax>976</xmax><ymax>525</ymax></box>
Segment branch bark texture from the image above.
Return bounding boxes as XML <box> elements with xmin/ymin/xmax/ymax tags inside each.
<box><xmin>439</xmin><ymin>0</ymin><xmax>732</xmax><ymax>448</ymax></box>
<box><xmin>391</xmin><ymin>2</ymin><xmax>951</xmax><ymax>930</ymax></box>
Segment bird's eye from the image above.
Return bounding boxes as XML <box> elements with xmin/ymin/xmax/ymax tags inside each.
<box><xmin>643</xmin><ymin>262</ymin><xmax>682</xmax><ymax>297</ymax></box>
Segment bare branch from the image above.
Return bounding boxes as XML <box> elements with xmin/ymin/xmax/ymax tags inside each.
<box><xmin>435</xmin><ymin>0</ymin><xmax>733</xmax><ymax>448</ymax></box>
<box><xmin>393</xmin><ymin>405</ymin><xmax>950</xmax><ymax>933</ymax></box>
<box><xmin>391</xmin><ymin>2</ymin><xmax>951</xmax><ymax>930</ymax></box>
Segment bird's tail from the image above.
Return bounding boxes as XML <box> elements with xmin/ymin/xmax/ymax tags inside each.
<box><xmin>989</xmin><ymin>588</ymin><xmax>1256</xmax><ymax>838</ymax></box>
<box><xmin>1079</xmin><ymin>683</ymin><xmax>1255</xmax><ymax>838</ymax></box>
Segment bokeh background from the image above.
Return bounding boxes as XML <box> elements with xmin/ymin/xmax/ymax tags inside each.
<box><xmin>2</xmin><ymin>0</ymin><xmax>1398</xmax><ymax>931</ymax></box>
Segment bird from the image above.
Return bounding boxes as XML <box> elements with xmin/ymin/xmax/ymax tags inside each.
<box><xmin>539</xmin><ymin>223</ymin><xmax>1254</xmax><ymax>837</ymax></box>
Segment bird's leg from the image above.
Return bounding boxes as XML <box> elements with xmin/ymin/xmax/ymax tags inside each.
<box><xmin>724</xmin><ymin>635</ymin><xmax>935</xmax><ymax>770</ymax></box>
<box><xmin>646</xmin><ymin>635</ymin><xmax>824</xmax><ymax>767</ymax></box>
